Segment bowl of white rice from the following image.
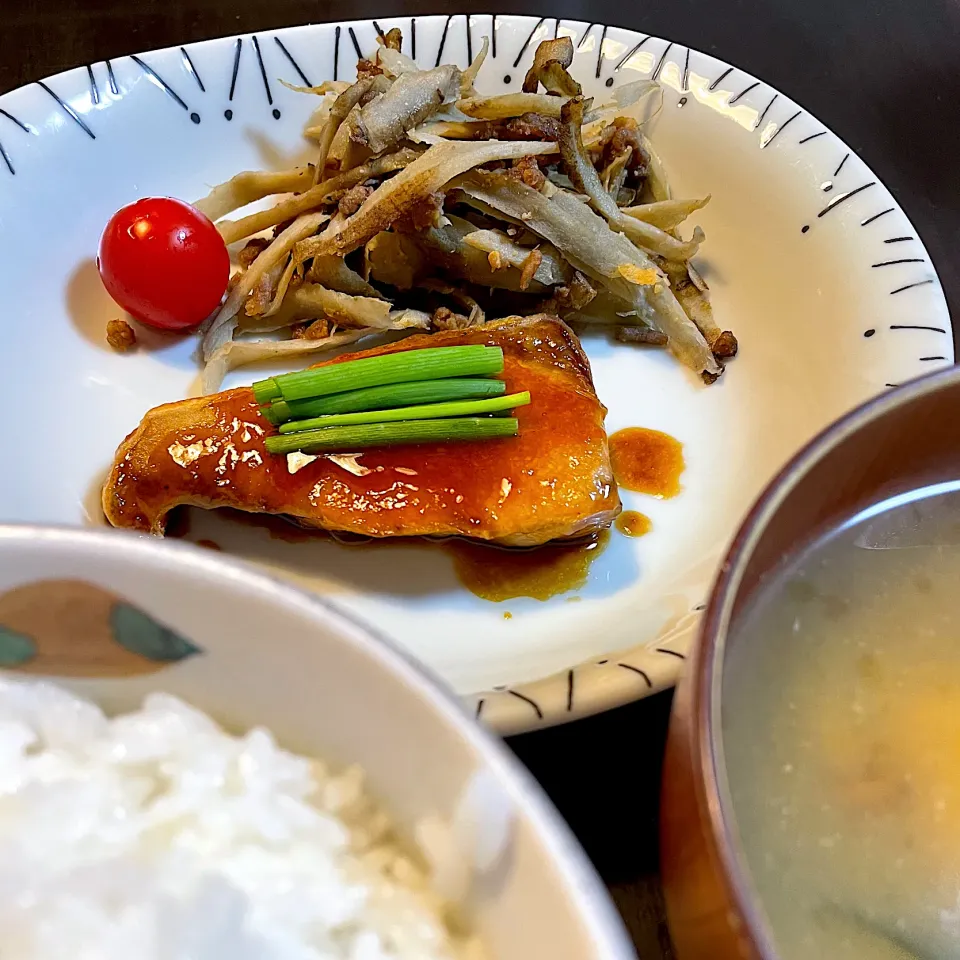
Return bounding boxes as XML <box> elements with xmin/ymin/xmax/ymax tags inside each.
<box><xmin>0</xmin><ymin>525</ymin><xmax>634</xmax><ymax>960</ymax></box>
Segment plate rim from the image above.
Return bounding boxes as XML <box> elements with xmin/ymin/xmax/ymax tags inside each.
<box><xmin>0</xmin><ymin>12</ymin><xmax>951</xmax><ymax>733</ymax></box>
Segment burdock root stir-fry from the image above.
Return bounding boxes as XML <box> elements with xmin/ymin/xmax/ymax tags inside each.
<box><xmin>191</xmin><ymin>31</ymin><xmax>736</xmax><ymax>393</ymax></box>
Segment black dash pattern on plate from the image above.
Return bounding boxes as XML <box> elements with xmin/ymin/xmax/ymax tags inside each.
<box><xmin>251</xmin><ymin>36</ymin><xmax>280</xmax><ymax>118</ymax></box>
<box><xmin>507</xmin><ymin>688</ymin><xmax>543</xmax><ymax>720</ymax></box>
<box><xmin>131</xmin><ymin>55</ymin><xmax>199</xmax><ymax>123</ymax></box>
<box><xmin>652</xmin><ymin>41</ymin><xmax>673</xmax><ymax>82</ymax></box>
<box><xmin>87</xmin><ymin>64</ymin><xmax>100</xmax><ymax>105</ymax></box>
<box><xmin>348</xmin><ymin>26</ymin><xmax>364</xmax><ymax>61</ymax></box>
<box><xmin>890</xmin><ymin>279</ymin><xmax>935</xmax><ymax>295</ymax></box>
<box><xmin>709</xmin><ymin>66</ymin><xmax>733</xmax><ymax>91</ymax></box>
<box><xmin>861</xmin><ymin>207</ymin><xmax>894</xmax><ymax>226</ymax></box>
<box><xmin>106</xmin><ymin>60</ymin><xmax>120</xmax><ymax>95</ymax></box>
<box><xmin>513</xmin><ymin>17</ymin><xmax>545</xmax><ymax>68</ymax></box>
<box><xmin>761</xmin><ymin>109</ymin><xmax>800</xmax><ymax>148</ymax></box>
<box><xmin>0</xmin><ymin>109</ymin><xmax>35</xmax><ymax>136</ymax></box>
<box><xmin>225</xmin><ymin>38</ymin><xmax>243</xmax><ymax>119</ymax></box>
<box><xmin>656</xmin><ymin>647</ymin><xmax>686</xmax><ymax>660</ymax></box>
<box><xmin>871</xmin><ymin>258</ymin><xmax>925</xmax><ymax>268</ymax></box>
<box><xmin>274</xmin><ymin>37</ymin><xmax>311</xmax><ymax>87</ymax></box>
<box><xmin>595</xmin><ymin>24</ymin><xmax>609</xmax><ymax>79</ymax></box>
<box><xmin>617</xmin><ymin>662</ymin><xmax>653</xmax><ymax>687</ymax></box>
<box><xmin>890</xmin><ymin>324</ymin><xmax>946</xmax><ymax>333</ymax></box>
<box><xmin>753</xmin><ymin>93</ymin><xmax>778</xmax><ymax>131</ymax></box>
<box><xmin>36</xmin><ymin>80</ymin><xmax>96</xmax><ymax>139</ymax></box>
<box><xmin>729</xmin><ymin>80</ymin><xmax>759</xmax><ymax>105</ymax></box>
<box><xmin>181</xmin><ymin>47</ymin><xmax>206</xmax><ymax>91</ymax></box>
<box><xmin>817</xmin><ymin>181</ymin><xmax>876</xmax><ymax>218</ymax></box>
<box><xmin>0</xmin><ymin>107</ymin><xmax>33</xmax><ymax>175</ymax></box>
<box><xmin>434</xmin><ymin>15</ymin><xmax>453</xmax><ymax>67</ymax></box>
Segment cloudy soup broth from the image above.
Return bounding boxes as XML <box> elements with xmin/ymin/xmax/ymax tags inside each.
<box><xmin>722</xmin><ymin>481</ymin><xmax>960</xmax><ymax>960</ymax></box>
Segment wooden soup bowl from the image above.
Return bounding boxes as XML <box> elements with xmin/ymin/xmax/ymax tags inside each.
<box><xmin>660</xmin><ymin>364</ymin><xmax>960</xmax><ymax>958</ymax></box>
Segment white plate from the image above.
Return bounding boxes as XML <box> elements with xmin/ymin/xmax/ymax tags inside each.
<box><xmin>0</xmin><ymin>15</ymin><xmax>949</xmax><ymax>733</ymax></box>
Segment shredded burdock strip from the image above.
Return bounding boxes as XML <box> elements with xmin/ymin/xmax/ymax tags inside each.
<box><xmin>279</xmin><ymin>79</ymin><xmax>350</xmax><ymax>97</ymax></box>
<box><xmin>558</xmin><ymin>97</ymin><xmax>703</xmax><ymax>261</ymax></box>
<box><xmin>522</xmin><ymin>36</ymin><xmax>574</xmax><ymax>93</ymax></box>
<box><xmin>307</xmin><ymin>255</ymin><xmax>380</xmax><ymax>297</ymax></box>
<box><xmin>291</xmin><ymin>138</ymin><xmax>557</xmax><ymax>266</ymax></box>
<box><xmin>381</xmin><ymin>27</ymin><xmax>403</xmax><ymax>51</ymax></box>
<box><xmin>538</xmin><ymin>271</ymin><xmax>598</xmax><ymax>318</ymax></box>
<box><xmin>364</xmin><ymin>231</ymin><xmax>426</xmax><ymax>289</ymax></box>
<box><xmin>261</xmin><ymin>256</ymin><xmax>302</xmax><ymax>319</ymax></box>
<box><xmin>411</xmin><ymin>217</ymin><xmax>556</xmax><ymax>294</ymax></box>
<box><xmin>200</xmin><ymin>327</ymin><xmax>374</xmax><ymax>396</ymax></box>
<box><xmin>662</xmin><ymin>260</ymin><xmax>738</xmax><ymax>358</ymax></box>
<box><xmin>245</xmin><ymin>260</ymin><xmax>288</xmax><ymax>317</ymax></box>
<box><xmin>458</xmin><ymin>170</ymin><xmax>720</xmax><ymax>378</ymax></box>
<box><xmin>457</xmin><ymin>92</ymin><xmax>572</xmax><ymax>120</ymax></box>
<box><xmin>622</xmin><ymin>197</ymin><xmax>711</xmax><ymax>230</ymax></box>
<box><xmin>217</xmin><ymin>148</ymin><xmax>420</xmax><ymax>244</ymax></box>
<box><xmin>240</xmin><ymin>283</ymin><xmax>417</xmax><ymax>333</ymax></box>
<box><xmin>601</xmin><ymin>147</ymin><xmax>633</xmax><ymax>202</ymax></box>
<box><xmin>538</xmin><ymin>60</ymin><xmax>583</xmax><ymax>98</ymax></box>
<box><xmin>202</xmin><ymin>212</ymin><xmax>328</xmax><ymax>362</ymax></box>
<box><xmin>616</xmin><ymin>326</ymin><xmax>669</xmax><ymax>345</ymax></box>
<box><xmin>460</xmin><ymin>36</ymin><xmax>490</xmax><ymax>96</ymax></box>
<box><xmin>193</xmin><ymin>167</ymin><xmax>314</xmax><ymax>222</ymax></box>
<box><xmin>462</xmin><ymin>229</ymin><xmax>570</xmax><ymax>285</ymax></box>
<box><xmin>376</xmin><ymin>45</ymin><xmax>420</xmax><ymax>78</ymax></box>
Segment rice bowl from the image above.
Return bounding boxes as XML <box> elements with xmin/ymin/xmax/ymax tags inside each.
<box><xmin>0</xmin><ymin>525</ymin><xmax>633</xmax><ymax>960</ymax></box>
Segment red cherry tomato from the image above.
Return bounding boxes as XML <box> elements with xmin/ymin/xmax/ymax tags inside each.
<box><xmin>98</xmin><ymin>197</ymin><xmax>229</xmax><ymax>332</ymax></box>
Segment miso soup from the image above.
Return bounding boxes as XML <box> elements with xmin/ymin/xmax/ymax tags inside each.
<box><xmin>722</xmin><ymin>481</ymin><xmax>960</xmax><ymax>960</ymax></box>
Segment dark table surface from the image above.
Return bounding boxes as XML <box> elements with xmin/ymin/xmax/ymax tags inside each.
<box><xmin>6</xmin><ymin>1</ymin><xmax>958</xmax><ymax>955</ymax></box>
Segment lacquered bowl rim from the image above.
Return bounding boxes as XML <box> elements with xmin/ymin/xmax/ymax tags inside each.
<box><xmin>694</xmin><ymin>360</ymin><xmax>960</xmax><ymax>957</ymax></box>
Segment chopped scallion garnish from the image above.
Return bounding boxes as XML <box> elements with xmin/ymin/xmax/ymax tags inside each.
<box><xmin>264</xmin><ymin>417</ymin><xmax>519</xmax><ymax>455</ymax></box>
<box><xmin>252</xmin><ymin>378</ymin><xmax>282</xmax><ymax>405</ymax></box>
<box><xmin>263</xmin><ymin>378</ymin><xmax>508</xmax><ymax>425</ymax></box>
<box><xmin>277</xmin><ymin>392</ymin><xmax>530</xmax><ymax>434</ymax></box>
<box><xmin>253</xmin><ymin>345</ymin><xmax>503</xmax><ymax>403</ymax></box>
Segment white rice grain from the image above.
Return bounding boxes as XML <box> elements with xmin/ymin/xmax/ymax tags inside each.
<box><xmin>0</xmin><ymin>678</ymin><xmax>480</xmax><ymax>960</ymax></box>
